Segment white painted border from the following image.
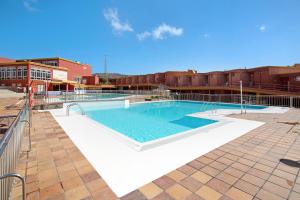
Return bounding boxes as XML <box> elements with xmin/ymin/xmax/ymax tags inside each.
<box><xmin>63</xmin><ymin>100</ymin><xmax>282</xmax><ymax>151</ymax></box>
<box><xmin>49</xmin><ymin>101</ymin><xmax>289</xmax><ymax>197</ymax></box>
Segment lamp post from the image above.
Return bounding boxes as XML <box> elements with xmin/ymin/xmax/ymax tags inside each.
<box><xmin>240</xmin><ymin>80</ymin><xmax>243</xmax><ymax>114</ymax></box>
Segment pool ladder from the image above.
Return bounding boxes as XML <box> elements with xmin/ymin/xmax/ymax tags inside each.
<box><xmin>200</xmin><ymin>101</ymin><xmax>217</xmax><ymax>114</ymax></box>
<box><xmin>66</xmin><ymin>103</ymin><xmax>85</xmax><ymax>116</ymax></box>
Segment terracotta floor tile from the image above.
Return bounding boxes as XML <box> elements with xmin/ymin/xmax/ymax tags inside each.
<box><xmin>253</xmin><ymin>163</ymin><xmax>274</xmax><ymax>173</ymax></box>
<box><xmin>92</xmin><ymin>186</ymin><xmax>117</xmax><ymax>200</ymax></box>
<box><xmin>180</xmin><ymin>177</ymin><xmax>203</xmax><ymax>192</ymax></box>
<box><xmin>225</xmin><ymin>187</ymin><xmax>253</xmax><ymax>200</ymax></box>
<box><xmin>241</xmin><ymin>173</ymin><xmax>265</xmax><ymax>187</ymax></box>
<box><xmin>196</xmin><ymin>185</ymin><xmax>222</xmax><ymax>200</ymax></box>
<box><xmin>201</xmin><ymin>166</ymin><xmax>220</xmax><ymax>177</ymax></box>
<box><xmin>262</xmin><ymin>181</ymin><xmax>290</xmax><ymax>199</ymax></box>
<box><xmin>293</xmin><ymin>183</ymin><xmax>300</xmax><ymax>193</ymax></box>
<box><xmin>81</xmin><ymin>171</ymin><xmax>100</xmax><ymax>183</ymax></box>
<box><xmin>237</xmin><ymin>158</ymin><xmax>255</xmax><ymax>167</ymax></box>
<box><xmin>166</xmin><ymin>184</ymin><xmax>192</xmax><ymax>200</ymax></box>
<box><xmin>234</xmin><ymin>179</ymin><xmax>259</xmax><ymax>196</ymax></box>
<box><xmin>121</xmin><ymin>190</ymin><xmax>147</xmax><ymax>200</ymax></box>
<box><xmin>223</xmin><ymin>153</ymin><xmax>239</xmax><ymax>161</ymax></box>
<box><xmin>289</xmin><ymin>191</ymin><xmax>300</xmax><ymax>200</ymax></box>
<box><xmin>25</xmin><ymin>181</ymin><xmax>39</xmax><ymax>194</ymax></box>
<box><xmin>167</xmin><ymin>170</ymin><xmax>187</xmax><ymax>182</ymax></box>
<box><xmin>188</xmin><ymin>160</ymin><xmax>205</xmax><ymax>170</ymax></box>
<box><xmin>151</xmin><ymin>192</ymin><xmax>175</xmax><ymax>200</ymax></box>
<box><xmin>185</xmin><ymin>193</ymin><xmax>204</xmax><ymax>200</ymax></box>
<box><xmin>216</xmin><ymin>157</ymin><xmax>234</xmax><ymax>166</ymax></box>
<box><xmin>191</xmin><ymin>171</ymin><xmax>212</xmax><ymax>184</ymax></box>
<box><xmin>139</xmin><ymin>182</ymin><xmax>163</xmax><ymax>199</ymax></box>
<box><xmin>86</xmin><ymin>178</ymin><xmax>107</xmax><ymax>192</ymax></box>
<box><xmin>216</xmin><ymin>172</ymin><xmax>238</xmax><ymax>185</ymax></box>
<box><xmin>62</xmin><ymin>176</ymin><xmax>84</xmax><ymax>191</ymax></box>
<box><xmin>39</xmin><ymin>177</ymin><xmax>60</xmax><ymax>189</ymax></box>
<box><xmin>231</xmin><ymin>162</ymin><xmax>250</xmax><ymax>172</ymax></box>
<box><xmin>256</xmin><ymin>189</ymin><xmax>285</xmax><ymax>200</ymax></box>
<box><xmin>26</xmin><ymin>191</ymin><xmax>39</xmax><ymax>200</ymax></box>
<box><xmin>39</xmin><ymin>183</ymin><xmax>64</xmax><ymax>200</ymax></box>
<box><xmin>209</xmin><ymin>161</ymin><xmax>227</xmax><ymax>171</ymax></box>
<box><xmin>153</xmin><ymin>175</ymin><xmax>176</xmax><ymax>190</ymax></box>
<box><xmin>65</xmin><ymin>185</ymin><xmax>91</xmax><ymax>200</ymax></box>
<box><xmin>197</xmin><ymin>156</ymin><xmax>214</xmax><ymax>165</ymax></box>
<box><xmin>58</xmin><ymin>168</ymin><xmax>79</xmax><ymax>181</ymax></box>
<box><xmin>177</xmin><ymin>164</ymin><xmax>197</xmax><ymax>176</ymax></box>
<box><xmin>207</xmin><ymin>178</ymin><xmax>231</xmax><ymax>194</ymax></box>
<box><xmin>247</xmin><ymin>168</ymin><xmax>270</xmax><ymax>180</ymax></box>
<box><xmin>268</xmin><ymin>175</ymin><xmax>294</xmax><ymax>189</ymax></box>
<box><xmin>273</xmin><ymin>169</ymin><xmax>296</xmax><ymax>181</ymax></box>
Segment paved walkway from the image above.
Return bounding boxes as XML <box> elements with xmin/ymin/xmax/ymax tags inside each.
<box><xmin>11</xmin><ymin>109</ymin><xmax>300</xmax><ymax>200</ymax></box>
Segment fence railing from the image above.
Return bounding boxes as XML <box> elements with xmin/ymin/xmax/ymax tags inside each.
<box><xmin>33</xmin><ymin>89</ymin><xmax>300</xmax><ymax>108</ymax></box>
<box><xmin>171</xmin><ymin>93</ymin><xmax>300</xmax><ymax>108</ymax></box>
<box><xmin>33</xmin><ymin>90</ymin><xmax>170</xmax><ymax>105</ymax></box>
<box><xmin>0</xmin><ymin>99</ymin><xmax>29</xmax><ymax>200</ymax></box>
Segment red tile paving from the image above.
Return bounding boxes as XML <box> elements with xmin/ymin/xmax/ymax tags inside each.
<box><xmin>9</xmin><ymin>108</ymin><xmax>300</xmax><ymax>200</ymax></box>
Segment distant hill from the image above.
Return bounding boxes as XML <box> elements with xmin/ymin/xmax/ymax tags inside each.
<box><xmin>93</xmin><ymin>73</ymin><xmax>126</xmax><ymax>79</ymax></box>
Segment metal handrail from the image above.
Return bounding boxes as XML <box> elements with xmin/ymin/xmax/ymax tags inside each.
<box><xmin>0</xmin><ymin>99</ymin><xmax>29</xmax><ymax>200</ymax></box>
<box><xmin>170</xmin><ymin>93</ymin><xmax>300</xmax><ymax>108</ymax></box>
<box><xmin>20</xmin><ymin>119</ymin><xmax>31</xmax><ymax>152</ymax></box>
<box><xmin>0</xmin><ymin>173</ymin><xmax>26</xmax><ymax>200</ymax></box>
<box><xmin>66</xmin><ymin>103</ymin><xmax>85</xmax><ymax>116</ymax></box>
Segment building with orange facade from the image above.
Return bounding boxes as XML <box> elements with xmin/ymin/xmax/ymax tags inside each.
<box><xmin>1</xmin><ymin>56</ymin><xmax>300</xmax><ymax>96</ymax></box>
<box><xmin>115</xmin><ymin>64</ymin><xmax>300</xmax><ymax>95</ymax></box>
<box><xmin>0</xmin><ymin>57</ymin><xmax>93</xmax><ymax>93</ymax></box>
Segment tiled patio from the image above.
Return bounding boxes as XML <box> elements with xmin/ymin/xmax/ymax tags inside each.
<box><xmin>11</xmin><ymin>108</ymin><xmax>300</xmax><ymax>200</ymax></box>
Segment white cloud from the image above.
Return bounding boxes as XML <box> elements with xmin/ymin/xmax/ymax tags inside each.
<box><xmin>137</xmin><ymin>31</ymin><xmax>152</xmax><ymax>41</ymax></box>
<box><xmin>153</xmin><ymin>23</ymin><xmax>183</xmax><ymax>40</ymax></box>
<box><xmin>137</xmin><ymin>23</ymin><xmax>183</xmax><ymax>41</ymax></box>
<box><xmin>259</xmin><ymin>25</ymin><xmax>266</xmax><ymax>32</ymax></box>
<box><xmin>23</xmin><ymin>0</ymin><xmax>40</xmax><ymax>12</ymax></box>
<box><xmin>103</xmin><ymin>8</ymin><xmax>133</xmax><ymax>34</ymax></box>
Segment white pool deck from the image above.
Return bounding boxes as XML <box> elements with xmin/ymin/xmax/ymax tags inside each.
<box><xmin>49</xmin><ymin>102</ymin><xmax>289</xmax><ymax>197</ymax></box>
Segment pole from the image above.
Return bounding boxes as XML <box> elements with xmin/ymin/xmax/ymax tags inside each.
<box><xmin>240</xmin><ymin>80</ymin><xmax>243</xmax><ymax>114</ymax></box>
<box><xmin>104</xmin><ymin>55</ymin><xmax>108</xmax><ymax>84</ymax></box>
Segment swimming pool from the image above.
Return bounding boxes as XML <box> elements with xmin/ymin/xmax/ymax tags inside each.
<box><xmin>73</xmin><ymin>101</ymin><xmax>266</xmax><ymax>143</ymax></box>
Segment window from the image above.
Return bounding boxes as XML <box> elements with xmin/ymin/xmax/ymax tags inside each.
<box><xmin>74</xmin><ymin>76</ymin><xmax>82</xmax><ymax>83</ymax></box>
<box><xmin>30</xmin><ymin>67</ymin><xmax>51</xmax><ymax>81</ymax></box>
<box><xmin>23</xmin><ymin>68</ymin><xmax>27</xmax><ymax>79</ymax></box>
<box><xmin>18</xmin><ymin>68</ymin><xmax>23</xmax><ymax>79</ymax></box>
<box><xmin>0</xmin><ymin>68</ymin><xmax>5</xmax><ymax>80</ymax></box>
<box><xmin>11</xmin><ymin>68</ymin><xmax>16</xmax><ymax>79</ymax></box>
<box><xmin>36</xmin><ymin>70</ymin><xmax>41</xmax><ymax>80</ymax></box>
<box><xmin>40</xmin><ymin>60</ymin><xmax>58</xmax><ymax>67</ymax></box>
<box><xmin>46</xmin><ymin>71</ymin><xmax>51</xmax><ymax>80</ymax></box>
<box><xmin>31</xmin><ymin>69</ymin><xmax>35</xmax><ymax>79</ymax></box>
<box><xmin>6</xmin><ymin>68</ymin><xmax>11</xmax><ymax>79</ymax></box>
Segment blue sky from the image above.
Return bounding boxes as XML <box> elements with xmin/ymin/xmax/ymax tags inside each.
<box><xmin>0</xmin><ymin>0</ymin><xmax>300</xmax><ymax>75</ymax></box>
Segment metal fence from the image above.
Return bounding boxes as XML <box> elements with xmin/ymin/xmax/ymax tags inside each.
<box><xmin>0</xmin><ymin>100</ymin><xmax>29</xmax><ymax>200</ymax></box>
<box><xmin>33</xmin><ymin>89</ymin><xmax>300</xmax><ymax>108</ymax></box>
<box><xmin>33</xmin><ymin>90</ymin><xmax>170</xmax><ymax>105</ymax></box>
<box><xmin>171</xmin><ymin>93</ymin><xmax>300</xmax><ymax>108</ymax></box>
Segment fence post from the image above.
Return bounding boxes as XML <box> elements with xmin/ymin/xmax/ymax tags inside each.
<box><xmin>290</xmin><ymin>96</ymin><xmax>293</xmax><ymax>108</ymax></box>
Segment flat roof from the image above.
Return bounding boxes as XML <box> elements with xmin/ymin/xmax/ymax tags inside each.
<box><xmin>0</xmin><ymin>61</ymin><xmax>68</xmax><ymax>71</ymax></box>
<box><xmin>16</xmin><ymin>57</ymin><xmax>89</xmax><ymax>66</ymax></box>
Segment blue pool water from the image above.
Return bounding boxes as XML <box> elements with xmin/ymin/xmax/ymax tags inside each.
<box><xmin>77</xmin><ymin>101</ymin><xmax>266</xmax><ymax>143</ymax></box>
